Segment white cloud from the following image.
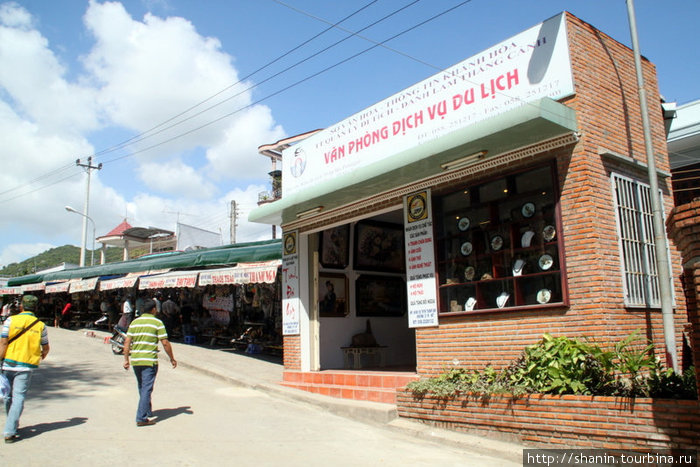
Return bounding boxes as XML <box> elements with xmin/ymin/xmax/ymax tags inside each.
<box><xmin>0</xmin><ymin>2</ymin><xmax>284</xmax><ymax>266</ymax></box>
<box><xmin>138</xmin><ymin>159</ymin><xmax>217</xmax><ymax>199</ymax></box>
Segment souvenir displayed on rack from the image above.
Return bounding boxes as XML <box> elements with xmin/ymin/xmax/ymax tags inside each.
<box><xmin>512</xmin><ymin>259</ymin><xmax>525</xmax><ymax>276</ymax></box>
<box><xmin>490</xmin><ymin>235</ymin><xmax>504</xmax><ymax>251</ymax></box>
<box><xmin>496</xmin><ymin>291</ymin><xmax>510</xmax><ymax>308</ymax></box>
<box><xmin>543</xmin><ymin>225</ymin><xmax>556</xmax><ymax>242</ymax></box>
<box><xmin>457</xmin><ymin>217</ymin><xmax>470</xmax><ymax>231</ymax></box>
<box><xmin>521</xmin><ymin>202</ymin><xmax>536</xmax><ymax>218</ymax></box>
<box><xmin>460</xmin><ymin>241</ymin><xmax>473</xmax><ymax>256</ymax></box>
<box><xmin>465</xmin><ymin>297</ymin><xmax>477</xmax><ymax>311</ymax></box>
<box><xmin>464</xmin><ymin>266</ymin><xmax>475</xmax><ymax>281</ymax></box>
<box><xmin>481</xmin><ymin>272</ymin><xmax>493</xmax><ymax>280</ymax></box>
<box><xmin>521</xmin><ymin>230</ymin><xmax>535</xmax><ymax>248</ymax></box>
<box><xmin>538</xmin><ymin>254</ymin><xmax>554</xmax><ymax>270</ymax></box>
<box><xmin>537</xmin><ymin>288</ymin><xmax>552</xmax><ymax>304</ymax></box>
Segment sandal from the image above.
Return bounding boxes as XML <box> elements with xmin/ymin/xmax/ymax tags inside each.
<box><xmin>4</xmin><ymin>434</ymin><xmax>20</xmax><ymax>444</ymax></box>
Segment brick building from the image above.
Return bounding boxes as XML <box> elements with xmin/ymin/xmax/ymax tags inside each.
<box><xmin>250</xmin><ymin>11</ymin><xmax>689</xmax><ymax>408</ymax></box>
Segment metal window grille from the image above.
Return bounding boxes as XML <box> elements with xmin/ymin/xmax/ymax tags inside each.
<box><xmin>611</xmin><ymin>173</ymin><xmax>661</xmax><ymax>307</ymax></box>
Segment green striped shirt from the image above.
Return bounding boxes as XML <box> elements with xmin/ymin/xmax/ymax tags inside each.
<box><xmin>126</xmin><ymin>313</ymin><xmax>167</xmax><ymax>366</ymax></box>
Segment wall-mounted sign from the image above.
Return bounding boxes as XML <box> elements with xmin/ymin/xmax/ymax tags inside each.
<box><xmin>282</xmin><ymin>231</ymin><xmax>300</xmax><ymax>335</ymax></box>
<box><xmin>283</xmin><ymin>13</ymin><xmax>572</xmax><ymax>196</ymax></box>
<box><xmin>404</xmin><ymin>190</ymin><xmax>438</xmax><ymax>328</ymax></box>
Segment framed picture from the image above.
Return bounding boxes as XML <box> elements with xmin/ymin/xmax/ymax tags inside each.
<box><xmin>319</xmin><ymin>225</ymin><xmax>350</xmax><ymax>269</ymax></box>
<box><xmin>353</xmin><ymin>221</ymin><xmax>405</xmax><ymax>273</ymax></box>
<box><xmin>319</xmin><ymin>273</ymin><xmax>348</xmax><ymax>317</ymax></box>
<box><xmin>355</xmin><ymin>275</ymin><xmax>406</xmax><ymax>317</ymax></box>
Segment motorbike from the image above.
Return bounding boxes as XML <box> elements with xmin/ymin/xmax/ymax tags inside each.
<box><xmin>109</xmin><ymin>311</ymin><xmax>132</xmax><ymax>355</ymax></box>
<box><xmin>110</xmin><ymin>325</ymin><xmax>127</xmax><ymax>355</ymax></box>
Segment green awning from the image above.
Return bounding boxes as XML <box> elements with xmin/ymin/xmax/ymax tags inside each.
<box><xmin>250</xmin><ymin>97</ymin><xmax>578</xmax><ymax>226</ymax></box>
<box><xmin>7</xmin><ymin>239</ymin><xmax>282</xmax><ymax>287</ymax></box>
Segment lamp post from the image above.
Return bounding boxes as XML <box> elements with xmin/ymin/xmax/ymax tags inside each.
<box><xmin>65</xmin><ymin>205</ymin><xmax>96</xmax><ymax>266</ymax></box>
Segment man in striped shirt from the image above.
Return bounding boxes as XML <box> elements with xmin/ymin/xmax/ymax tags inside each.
<box><xmin>123</xmin><ymin>298</ymin><xmax>177</xmax><ymax>426</ymax></box>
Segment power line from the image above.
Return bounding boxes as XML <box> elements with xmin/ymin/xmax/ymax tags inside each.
<box><xmin>89</xmin><ymin>1</ymin><xmax>381</xmax><ymax>161</ymax></box>
<box><xmin>99</xmin><ymin>1</ymin><xmax>472</xmax><ymax>165</ymax></box>
<box><xmin>97</xmin><ymin>1</ymin><xmax>422</xmax><ymax>164</ymax></box>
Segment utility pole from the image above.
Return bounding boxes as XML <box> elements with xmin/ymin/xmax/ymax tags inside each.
<box><xmin>76</xmin><ymin>156</ymin><xmax>102</xmax><ymax>267</ymax></box>
<box><xmin>230</xmin><ymin>200</ymin><xmax>238</xmax><ymax>244</ymax></box>
<box><xmin>626</xmin><ymin>0</ymin><xmax>678</xmax><ymax>372</ymax></box>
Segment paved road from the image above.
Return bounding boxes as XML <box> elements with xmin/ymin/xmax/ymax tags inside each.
<box><xmin>0</xmin><ymin>329</ymin><xmax>519</xmax><ymax>466</ymax></box>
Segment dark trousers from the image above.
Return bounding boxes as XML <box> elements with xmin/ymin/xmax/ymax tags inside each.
<box><xmin>133</xmin><ymin>365</ymin><xmax>158</xmax><ymax>422</ymax></box>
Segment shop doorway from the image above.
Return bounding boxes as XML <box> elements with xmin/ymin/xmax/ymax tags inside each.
<box><xmin>314</xmin><ymin>209</ymin><xmax>417</xmax><ymax>371</ymax></box>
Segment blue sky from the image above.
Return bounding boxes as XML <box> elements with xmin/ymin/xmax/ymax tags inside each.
<box><xmin>0</xmin><ymin>0</ymin><xmax>698</xmax><ymax>268</ymax></box>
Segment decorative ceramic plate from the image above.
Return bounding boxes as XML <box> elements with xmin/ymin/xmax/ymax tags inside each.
<box><xmin>457</xmin><ymin>217</ymin><xmax>470</xmax><ymax>231</ymax></box>
<box><xmin>538</xmin><ymin>254</ymin><xmax>554</xmax><ymax>270</ymax></box>
<box><xmin>521</xmin><ymin>202</ymin><xmax>536</xmax><ymax>218</ymax></box>
<box><xmin>464</xmin><ymin>266</ymin><xmax>475</xmax><ymax>281</ymax></box>
<box><xmin>460</xmin><ymin>241</ymin><xmax>473</xmax><ymax>256</ymax></box>
<box><xmin>543</xmin><ymin>225</ymin><xmax>556</xmax><ymax>242</ymax></box>
<box><xmin>537</xmin><ymin>288</ymin><xmax>552</xmax><ymax>304</ymax></box>
<box><xmin>496</xmin><ymin>292</ymin><xmax>510</xmax><ymax>308</ymax></box>
<box><xmin>490</xmin><ymin>235</ymin><xmax>504</xmax><ymax>251</ymax></box>
<box><xmin>512</xmin><ymin>259</ymin><xmax>525</xmax><ymax>276</ymax></box>
<box><xmin>521</xmin><ymin>230</ymin><xmax>535</xmax><ymax>248</ymax></box>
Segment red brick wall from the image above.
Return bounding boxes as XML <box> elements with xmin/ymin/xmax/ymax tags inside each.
<box><xmin>397</xmin><ymin>390</ymin><xmax>700</xmax><ymax>450</ymax></box>
<box><xmin>283</xmin><ymin>335</ymin><xmax>301</xmax><ymax>370</ymax></box>
<box><xmin>415</xmin><ymin>13</ymin><xmax>688</xmax><ymax>376</ymax></box>
<box><xmin>667</xmin><ymin>200</ymin><xmax>700</xmax><ymax>397</ymax></box>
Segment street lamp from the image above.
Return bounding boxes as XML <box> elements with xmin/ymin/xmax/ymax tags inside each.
<box><xmin>65</xmin><ymin>205</ymin><xmax>96</xmax><ymax>266</ymax></box>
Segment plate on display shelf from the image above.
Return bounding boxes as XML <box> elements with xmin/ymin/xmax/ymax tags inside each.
<box><xmin>538</xmin><ymin>254</ymin><xmax>554</xmax><ymax>270</ymax></box>
<box><xmin>460</xmin><ymin>241</ymin><xmax>473</xmax><ymax>256</ymax></box>
<box><xmin>490</xmin><ymin>235</ymin><xmax>504</xmax><ymax>251</ymax></box>
<box><xmin>457</xmin><ymin>217</ymin><xmax>470</xmax><ymax>231</ymax></box>
<box><xmin>537</xmin><ymin>288</ymin><xmax>552</xmax><ymax>304</ymax></box>
<box><xmin>464</xmin><ymin>266</ymin><xmax>475</xmax><ymax>281</ymax></box>
<box><xmin>521</xmin><ymin>230</ymin><xmax>535</xmax><ymax>248</ymax></box>
<box><xmin>521</xmin><ymin>202</ymin><xmax>536</xmax><ymax>218</ymax></box>
<box><xmin>543</xmin><ymin>225</ymin><xmax>556</xmax><ymax>242</ymax></box>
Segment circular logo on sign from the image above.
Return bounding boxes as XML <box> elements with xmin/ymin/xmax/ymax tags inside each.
<box><xmin>290</xmin><ymin>147</ymin><xmax>307</xmax><ymax>178</ymax></box>
<box><xmin>407</xmin><ymin>192</ymin><xmax>428</xmax><ymax>223</ymax></box>
<box><xmin>283</xmin><ymin>232</ymin><xmax>297</xmax><ymax>256</ymax></box>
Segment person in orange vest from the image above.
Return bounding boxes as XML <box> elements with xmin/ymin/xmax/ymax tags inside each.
<box><xmin>0</xmin><ymin>294</ymin><xmax>50</xmax><ymax>443</ymax></box>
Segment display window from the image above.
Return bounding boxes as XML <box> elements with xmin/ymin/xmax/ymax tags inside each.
<box><xmin>434</xmin><ymin>163</ymin><xmax>566</xmax><ymax>314</ymax></box>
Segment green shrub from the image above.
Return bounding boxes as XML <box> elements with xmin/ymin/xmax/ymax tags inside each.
<box><xmin>407</xmin><ymin>332</ymin><xmax>697</xmax><ymax>400</ymax></box>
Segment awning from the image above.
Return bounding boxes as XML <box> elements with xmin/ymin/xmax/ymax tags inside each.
<box><xmin>198</xmin><ymin>260</ymin><xmax>282</xmax><ymax>286</ymax></box>
<box><xmin>69</xmin><ymin>277</ymin><xmax>98</xmax><ymax>293</ymax></box>
<box><xmin>250</xmin><ymin>98</ymin><xmax>578</xmax><ymax>226</ymax></box>
<box><xmin>100</xmin><ymin>276</ymin><xmax>138</xmax><ymax>291</ymax></box>
<box><xmin>22</xmin><ymin>283</ymin><xmax>45</xmax><ymax>292</ymax></box>
<box><xmin>7</xmin><ymin>239</ymin><xmax>281</xmax><ymax>287</ymax></box>
<box><xmin>45</xmin><ymin>282</ymin><xmax>71</xmax><ymax>294</ymax></box>
<box><xmin>139</xmin><ymin>271</ymin><xmax>199</xmax><ymax>290</ymax></box>
<box><xmin>0</xmin><ymin>287</ymin><xmax>21</xmax><ymax>295</ymax></box>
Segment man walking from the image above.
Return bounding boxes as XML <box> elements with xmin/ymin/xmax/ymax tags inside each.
<box><xmin>0</xmin><ymin>294</ymin><xmax>49</xmax><ymax>443</ymax></box>
<box><xmin>123</xmin><ymin>298</ymin><xmax>176</xmax><ymax>426</ymax></box>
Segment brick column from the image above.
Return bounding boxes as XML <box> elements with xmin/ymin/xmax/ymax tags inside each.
<box><xmin>667</xmin><ymin>199</ymin><xmax>700</xmax><ymax>398</ymax></box>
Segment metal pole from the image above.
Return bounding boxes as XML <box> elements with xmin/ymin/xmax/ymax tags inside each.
<box><xmin>79</xmin><ymin>160</ymin><xmax>90</xmax><ymax>267</ymax></box>
<box><xmin>626</xmin><ymin>0</ymin><xmax>678</xmax><ymax>372</ymax></box>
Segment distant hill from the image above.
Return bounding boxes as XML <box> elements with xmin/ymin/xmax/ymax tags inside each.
<box><xmin>0</xmin><ymin>245</ymin><xmax>126</xmax><ymax>278</ymax></box>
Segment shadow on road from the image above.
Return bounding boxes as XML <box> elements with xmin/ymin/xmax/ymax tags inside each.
<box><xmin>29</xmin><ymin>361</ymin><xmax>121</xmax><ymax>401</ymax></box>
<box><xmin>153</xmin><ymin>406</ymin><xmax>193</xmax><ymax>422</ymax></box>
<box><xmin>20</xmin><ymin>417</ymin><xmax>88</xmax><ymax>439</ymax></box>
